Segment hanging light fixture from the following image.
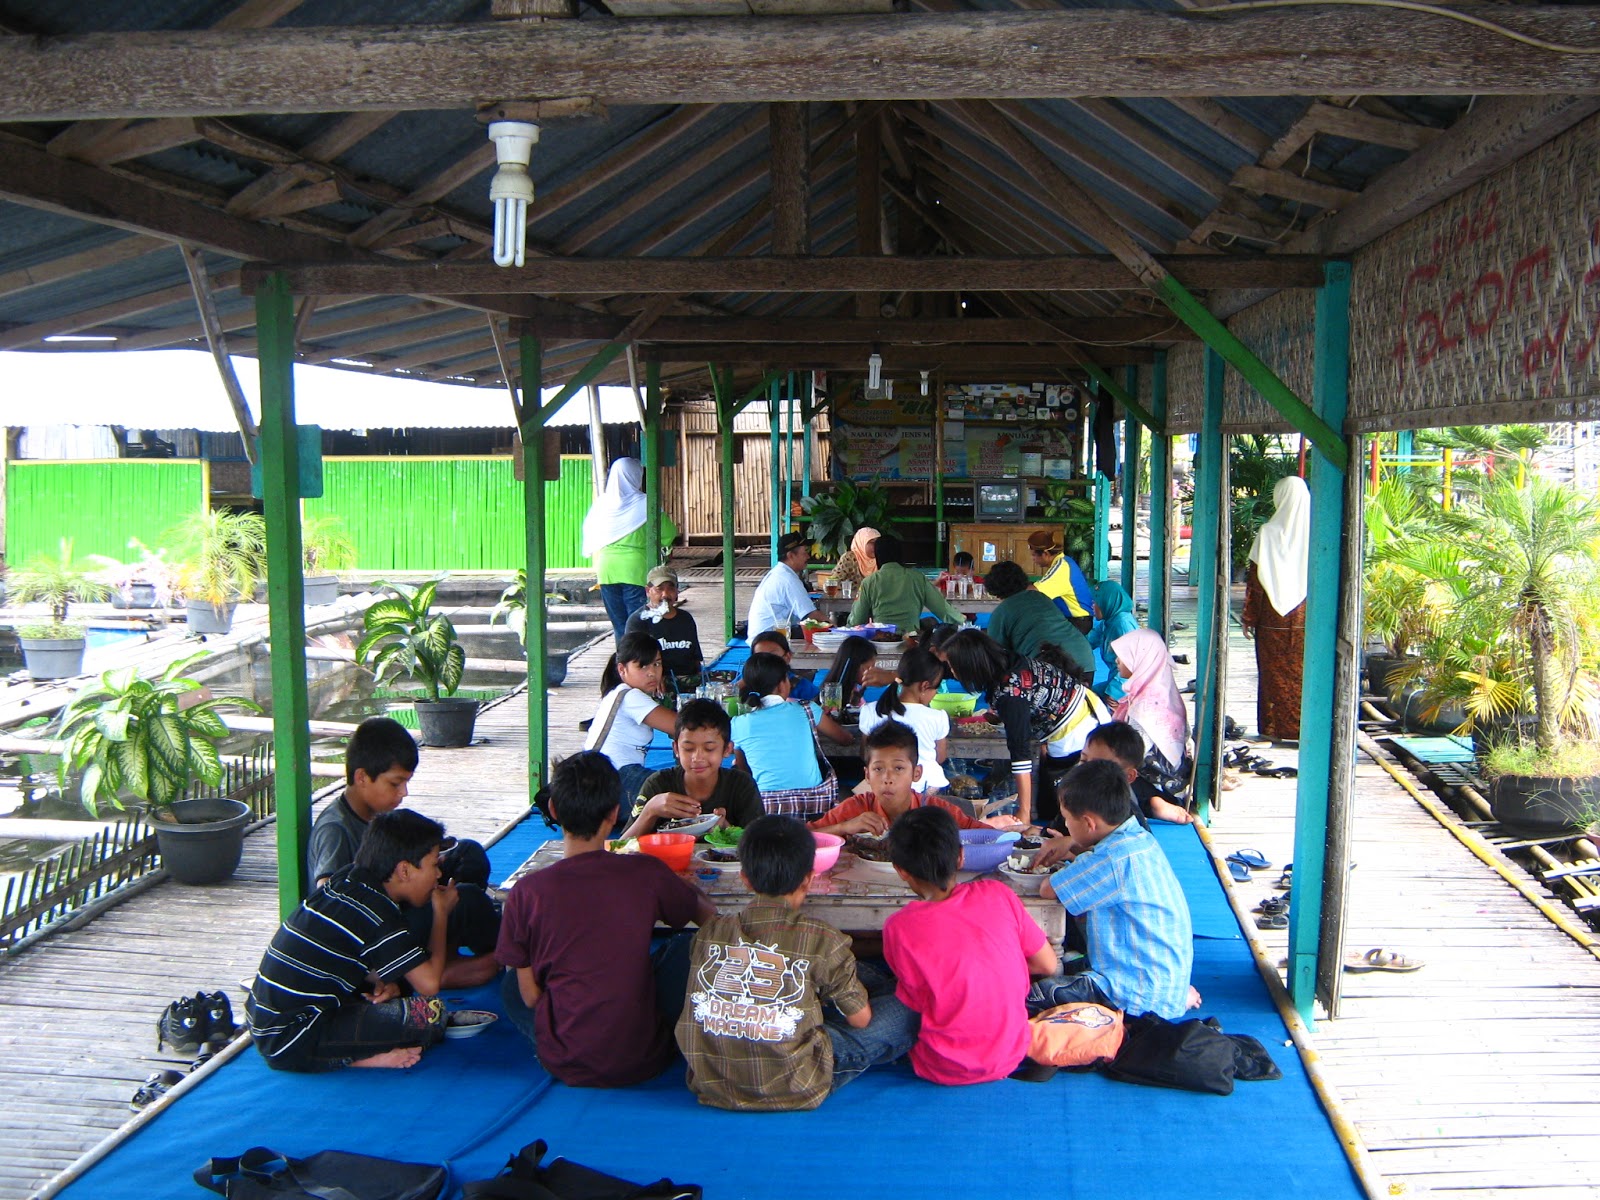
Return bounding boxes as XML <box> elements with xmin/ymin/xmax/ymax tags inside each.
<box><xmin>920</xmin><ymin>369</ymin><xmax>931</xmax><ymax>397</ymax></box>
<box><xmin>488</xmin><ymin>121</ymin><xmax>539</xmax><ymax>267</ymax></box>
<box><xmin>866</xmin><ymin>352</ymin><xmax>883</xmax><ymax>390</ymax></box>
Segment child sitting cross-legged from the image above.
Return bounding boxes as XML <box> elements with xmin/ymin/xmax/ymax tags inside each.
<box><xmin>1029</xmin><ymin>759</ymin><xmax>1200</xmax><ymax>1020</ymax></box>
<box><xmin>619</xmin><ymin>699</ymin><xmax>763</xmax><ymax>839</ymax></box>
<box><xmin>246</xmin><ymin>810</ymin><xmax>456</xmax><ymax>1072</ymax></box>
<box><xmin>810</xmin><ymin>721</ymin><xmax>987</xmax><ymax>838</ymax></box>
<box><xmin>495</xmin><ymin>752</ymin><xmax>716</xmax><ymax>1087</ymax></box>
<box><xmin>883</xmin><ymin>807</ymin><xmax>1060</xmax><ymax>1084</ymax></box>
<box><xmin>731</xmin><ymin>651</ymin><xmax>855</xmax><ymax>816</ymax></box>
<box><xmin>676</xmin><ymin>814</ymin><xmax>918</xmax><ymax>1109</ymax></box>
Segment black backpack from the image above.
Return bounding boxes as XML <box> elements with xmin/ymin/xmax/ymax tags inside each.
<box><xmin>462</xmin><ymin>1140</ymin><xmax>701</xmax><ymax>1200</ymax></box>
<box><xmin>1099</xmin><ymin>1013</ymin><xmax>1282</xmax><ymax>1095</ymax></box>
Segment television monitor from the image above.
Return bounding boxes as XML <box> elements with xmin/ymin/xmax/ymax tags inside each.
<box><xmin>975</xmin><ymin>481</ymin><xmax>1025</xmax><ymax>521</ymax></box>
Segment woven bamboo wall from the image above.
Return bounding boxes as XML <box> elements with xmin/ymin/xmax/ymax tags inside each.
<box><xmin>666</xmin><ymin>403</ymin><xmax>832</xmax><ymax>541</ymax></box>
<box><xmin>5</xmin><ymin>460</ymin><xmax>204</xmax><ymax>565</ymax></box>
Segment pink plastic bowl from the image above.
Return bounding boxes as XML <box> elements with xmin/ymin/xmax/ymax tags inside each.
<box><xmin>812</xmin><ymin>832</ymin><xmax>844</xmax><ymax>873</ymax></box>
<box><xmin>638</xmin><ymin>833</ymin><xmax>695</xmax><ymax>872</ymax></box>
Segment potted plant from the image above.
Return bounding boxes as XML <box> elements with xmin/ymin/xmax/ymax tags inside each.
<box><xmin>491</xmin><ymin>569</ymin><xmax>567</xmax><ymax>686</ymax></box>
<box><xmin>90</xmin><ymin>538</ymin><xmax>179</xmax><ymax>611</ymax></box>
<box><xmin>1362</xmin><ymin>479</ymin><xmax>1453</xmax><ymax>698</ymax></box>
<box><xmin>301</xmin><ymin>513</ymin><xmax>357</xmax><ymax>606</ymax></box>
<box><xmin>168</xmin><ymin>509</ymin><xmax>267</xmax><ymax>635</ymax></box>
<box><xmin>7</xmin><ymin>538</ymin><xmax>113</xmax><ymax>679</ymax></box>
<box><xmin>801</xmin><ymin>479</ymin><xmax>895</xmax><ymax>560</ymax></box>
<box><xmin>1041</xmin><ymin>486</ymin><xmax>1097</xmax><ymax>574</ymax></box>
<box><xmin>356</xmin><ymin>577</ymin><xmax>477</xmax><ymax>747</ymax></box>
<box><xmin>1229</xmin><ymin>436</ymin><xmax>1298</xmax><ymax>584</ymax></box>
<box><xmin>55</xmin><ymin>653</ymin><xmax>262</xmax><ymax>884</ymax></box>
<box><xmin>1438</xmin><ymin>474</ymin><xmax>1600</xmax><ymax>832</ymax></box>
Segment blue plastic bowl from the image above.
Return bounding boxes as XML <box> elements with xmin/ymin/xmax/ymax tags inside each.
<box><xmin>960</xmin><ymin>840</ymin><xmax>1018</xmax><ymax>873</ymax></box>
<box><xmin>958</xmin><ymin>828</ymin><xmax>1020</xmax><ymax>846</ymax></box>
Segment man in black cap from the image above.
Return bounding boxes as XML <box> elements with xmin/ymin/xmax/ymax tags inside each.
<box><xmin>625</xmin><ymin>564</ymin><xmax>704</xmax><ymax>694</ymax></box>
<box><xmin>746</xmin><ymin>531</ymin><xmax>825</xmax><ymax>638</ymax></box>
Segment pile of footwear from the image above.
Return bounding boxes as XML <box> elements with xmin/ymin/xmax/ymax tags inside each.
<box><xmin>134</xmin><ymin>990</ymin><xmax>239</xmax><ymax>1111</ymax></box>
<box><xmin>1223</xmin><ymin>743</ymin><xmax>1297</xmax><ymax>780</ymax></box>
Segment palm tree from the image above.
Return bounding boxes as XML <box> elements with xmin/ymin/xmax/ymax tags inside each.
<box><xmin>1440</xmin><ymin>474</ymin><xmax>1600</xmax><ymax>757</ymax></box>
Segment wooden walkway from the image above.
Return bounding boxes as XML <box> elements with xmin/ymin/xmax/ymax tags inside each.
<box><xmin>1177</xmin><ymin>586</ymin><xmax>1600</xmax><ymax>1200</ymax></box>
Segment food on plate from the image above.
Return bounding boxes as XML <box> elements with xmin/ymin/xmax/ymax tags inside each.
<box><xmin>1005</xmin><ymin>852</ymin><xmax>1053</xmax><ymax>876</ymax></box>
<box><xmin>701</xmin><ymin>847</ymin><xmax>740</xmax><ymax>864</ymax></box>
<box><xmin>845</xmin><ymin>833</ymin><xmax>893</xmax><ymax>863</ymax></box>
<box><xmin>704</xmin><ymin>825</ymin><xmax>743</xmax><ymax>848</ymax></box>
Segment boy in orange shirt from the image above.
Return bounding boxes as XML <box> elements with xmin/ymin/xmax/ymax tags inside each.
<box><xmin>810</xmin><ymin>722</ymin><xmax>986</xmax><ymax>837</ymax></box>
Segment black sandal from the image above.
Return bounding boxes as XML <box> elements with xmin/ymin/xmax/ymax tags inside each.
<box><xmin>130</xmin><ymin>1069</ymin><xmax>184</xmax><ymax>1111</ymax></box>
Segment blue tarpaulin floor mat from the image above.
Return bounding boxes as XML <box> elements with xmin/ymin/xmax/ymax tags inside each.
<box><xmin>1388</xmin><ymin>734</ymin><xmax>1476</xmax><ymax>763</ymax></box>
<box><xmin>59</xmin><ymin>822</ymin><xmax>1360</xmax><ymax>1200</ymax></box>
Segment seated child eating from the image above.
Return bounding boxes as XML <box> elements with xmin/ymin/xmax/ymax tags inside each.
<box><xmin>676</xmin><ymin>814</ymin><xmax>918</xmax><ymax>1109</ymax></box>
<box><xmin>586</xmin><ymin>631</ymin><xmax>679</xmax><ymax>817</ymax></box>
<box><xmin>810</xmin><ymin>721</ymin><xmax>986</xmax><ymax>837</ymax></box>
<box><xmin>1082</xmin><ymin>720</ymin><xmax>1194</xmax><ymax>826</ymax></box>
<box><xmin>246</xmin><ymin>810</ymin><xmax>456</xmax><ymax>1072</ymax></box>
<box><xmin>856</xmin><ymin>645</ymin><xmax>950</xmax><ymax>795</ymax></box>
<box><xmin>731</xmin><ymin>652</ymin><xmax>854</xmax><ymax>815</ymax></box>
<box><xmin>1029</xmin><ymin>759</ymin><xmax>1198</xmax><ymax>1020</ymax></box>
<box><xmin>883</xmin><ymin>807</ymin><xmax>1059</xmax><ymax>1084</ymax></box>
<box><xmin>621</xmin><ymin>698</ymin><xmax>763</xmax><ymax>839</ymax></box>
<box><xmin>306</xmin><ymin>715</ymin><xmax>499</xmax><ymax>988</ymax></box>
<box><xmin>495</xmin><ymin>752</ymin><xmax>716</xmax><ymax>1087</ymax></box>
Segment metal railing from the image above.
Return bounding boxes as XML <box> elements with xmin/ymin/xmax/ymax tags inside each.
<box><xmin>0</xmin><ymin>744</ymin><xmax>278</xmax><ymax>949</ymax></box>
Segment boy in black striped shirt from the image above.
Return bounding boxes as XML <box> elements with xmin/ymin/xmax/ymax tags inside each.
<box><xmin>246</xmin><ymin>810</ymin><xmax>456</xmax><ymax>1071</ymax></box>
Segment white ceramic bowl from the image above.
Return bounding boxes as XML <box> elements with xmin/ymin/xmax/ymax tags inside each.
<box><xmin>444</xmin><ymin>1009</ymin><xmax>498</xmax><ymax>1039</ymax></box>
<box><xmin>655</xmin><ymin>812</ymin><xmax>722</xmax><ymax>840</ymax></box>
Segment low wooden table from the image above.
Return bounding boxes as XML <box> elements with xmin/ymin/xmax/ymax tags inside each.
<box><xmin>502</xmin><ymin>841</ymin><xmax>1065</xmax><ymax>940</ymax></box>
<box><xmin>813</xmin><ymin>595</ymin><xmax>1001</xmax><ymax>621</ymax></box>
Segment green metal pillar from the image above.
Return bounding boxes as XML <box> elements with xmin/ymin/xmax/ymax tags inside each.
<box><xmin>519</xmin><ymin>334</ymin><xmax>548</xmax><ymax>798</ymax></box>
<box><xmin>1120</xmin><ymin>365</ymin><xmax>1141</xmax><ymax>599</ymax></box>
<box><xmin>769</xmin><ymin>376</ymin><xmax>782</xmax><ymax>566</ymax></box>
<box><xmin>1191</xmin><ymin>348</ymin><xmax>1226</xmax><ymax>823</ymax></box>
<box><xmin>801</xmin><ymin>372</ymin><xmax>814</xmax><ymax>505</ymax></box>
<box><xmin>256</xmin><ymin>273</ymin><xmax>313</xmax><ymax>920</ymax></box>
<box><xmin>1396</xmin><ymin>429</ymin><xmax>1414</xmax><ymax>476</ymax></box>
<box><xmin>1287</xmin><ymin>261</ymin><xmax>1355</xmax><ymax>1022</ymax></box>
<box><xmin>1148</xmin><ymin>352</ymin><xmax>1171</xmax><ymax>636</ymax></box>
<box><xmin>713</xmin><ymin>367</ymin><xmax>738</xmax><ymax>642</ymax></box>
<box><xmin>643</xmin><ymin>361</ymin><xmax>662</xmax><ymax>567</ymax></box>
<box><xmin>784</xmin><ymin>372</ymin><xmax>796</xmax><ymax>541</ymax></box>
<box><xmin>1093</xmin><ymin>475</ymin><xmax>1111</xmax><ymax>583</ymax></box>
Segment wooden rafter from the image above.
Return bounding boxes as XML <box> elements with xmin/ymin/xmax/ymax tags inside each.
<box><xmin>5</xmin><ymin>11</ymin><xmax>1600</xmax><ymax>122</ymax></box>
<box><xmin>181</xmin><ymin>244</ymin><xmax>259</xmax><ymax>461</ymax></box>
<box><xmin>528</xmin><ymin>314</ymin><xmax>1195</xmax><ymax>344</ymax></box>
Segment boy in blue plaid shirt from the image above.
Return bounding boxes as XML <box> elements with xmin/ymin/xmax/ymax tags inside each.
<box><xmin>1028</xmin><ymin>759</ymin><xmax>1200</xmax><ymax>1019</ymax></box>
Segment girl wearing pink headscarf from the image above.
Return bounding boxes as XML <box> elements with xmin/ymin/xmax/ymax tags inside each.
<box><xmin>1110</xmin><ymin>629</ymin><xmax>1190</xmax><ymax>780</ymax></box>
<box><xmin>830</xmin><ymin>526</ymin><xmax>881</xmax><ymax>587</ymax></box>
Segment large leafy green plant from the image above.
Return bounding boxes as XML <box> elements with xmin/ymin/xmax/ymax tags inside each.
<box><xmin>1041</xmin><ymin>487</ymin><xmax>1096</xmax><ymax>571</ymax></box>
<box><xmin>802</xmin><ymin>479</ymin><xmax>896</xmax><ymax>559</ymax></box>
<box><xmin>490</xmin><ymin>569</ymin><xmax>528</xmax><ymax>645</ymax></box>
<box><xmin>55</xmin><ymin>653</ymin><xmax>261</xmax><ymax>815</ymax></box>
<box><xmin>167</xmin><ymin>509</ymin><xmax>267</xmax><ymax>607</ymax></box>
<box><xmin>1229</xmin><ymin>436</ymin><xmax>1299</xmax><ymax>572</ymax></box>
<box><xmin>355</xmin><ymin>578</ymin><xmax>465</xmax><ymax>701</ymax></box>
<box><xmin>8</xmin><ymin>538</ymin><xmax>113</xmax><ymax>636</ymax></box>
<box><xmin>1430</xmin><ymin>474</ymin><xmax>1600</xmax><ymax>760</ymax></box>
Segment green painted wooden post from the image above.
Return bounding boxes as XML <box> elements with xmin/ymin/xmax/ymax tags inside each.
<box><xmin>1191</xmin><ymin>348</ymin><xmax>1225</xmax><ymax>823</ymax></box>
<box><xmin>801</xmin><ymin>372</ymin><xmax>814</xmax><ymax>505</ymax></box>
<box><xmin>712</xmin><ymin>367</ymin><xmax>738</xmax><ymax>642</ymax></box>
<box><xmin>1121</xmin><ymin>365</ymin><xmax>1141</xmax><ymax>598</ymax></box>
<box><xmin>1093</xmin><ymin>475</ymin><xmax>1111</xmax><ymax>583</ymax></box>
<box><xmin>784</xmin><ymin>372</ymin><xmax>796</xmax><ymax>541</ymax></box>
<box><xmin>1396</xmin><ymin>429</ymin><xmax>1414</xmax><ymax>475</ymax></box>
<box><xmin>1287</xmin><ymin>261</ymin><xmax>1354</xmax><ymax>1021</ymax></box>
<box><xmin>519</xmin><ymin>334</ymin><xmax>548</xmax><ymax>796</ymax></box>
<box><xmin>1148</xmin><ymin>352</ymin><xmax>1171</xmax><ymax>636</ymax></box>
<box><xmin>256</xmin><ymin>273</ymin><xmax>313</xmax><ymax>919</ymax></box>
<box><xmin>643</xmin><ymin>361</ymin><xmax>662</xmax><ymax>567</ymax></box>
<box><xmin>769</xmin><ymin>376</ymin><xmax>782</xmax><ymax>566</ymax></box>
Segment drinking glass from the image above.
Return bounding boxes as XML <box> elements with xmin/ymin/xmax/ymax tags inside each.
<box><xmin>820</xmin><ymin>683</ymin><xmax>844</xmax><ymax>715</ymax></box>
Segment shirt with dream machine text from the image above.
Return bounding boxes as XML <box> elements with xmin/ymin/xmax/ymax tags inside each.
<box><xmin>246</xmin><ymin>865</ymin><xmax>428</xmax><ymax>1066</ymax></box>
<box><xmin>676</xmin><ymin>897</ymin><xmax>867</xmax><ymax>1110</ymax></box>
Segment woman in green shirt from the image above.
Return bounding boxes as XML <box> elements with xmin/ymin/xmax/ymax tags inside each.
<box><xmin>582</xmin><ymin>458</ymin><xmax>678</xmax><ymax>641</ymax></box>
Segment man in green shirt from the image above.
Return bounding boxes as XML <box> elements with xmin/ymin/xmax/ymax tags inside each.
<box><xmin>847</xmin><ymin>534</ymin><xmax>962</xmax><ymax>633</ymax></box>
<box><xmin>982</xmin><ymin>559</ymin><xmax>1095</xmax><ymax>675</ymax></box>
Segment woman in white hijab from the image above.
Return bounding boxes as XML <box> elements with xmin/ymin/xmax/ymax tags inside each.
<box><xmin>583</xmin><ymin>458</ymin><xmax>677</xmax><ymax>641</ymax></box>
<box><xmin>1242</xmin><ymin>475</ymin><xmax>1310</xmax><ymax>740</ymax></box>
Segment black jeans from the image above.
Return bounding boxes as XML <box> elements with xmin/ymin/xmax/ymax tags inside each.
<box><xmin>279</xmin><ymin>994</ymin><xmax>447</xmax><ymax>1072</ymax></box>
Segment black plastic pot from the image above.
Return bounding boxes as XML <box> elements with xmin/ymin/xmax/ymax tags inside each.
<box><xmin>1365</xmin><ymin>652</ymin><xmax>1403</xmax><ymax>698</ymax></box>
<box><xmin>546</xmin><ymin>651</ymin><xmax>569</xmax><ymax>688</ymax></box>
<box><xmin>415</xmin><ymin>697</ymin><xmax>480</xmax><ymax>748</ymax></box>
<box><xmin>186</xmin><ymin>599</ymin><xmax>236</xmax><ymax>635</ymax></box>
<box><xmin>1489</xmin><ymin>774</ymin><xmax>1600</xmax><ymax>834</ymax></box>
<box><xmin>1391</xmin><ymin>686</ymin><xmax>1468</xmax><ymax>735</ymax></box>
<box><xmin>303</xmin><ymin>575</ymin><xmax>340</xmax><ymax>606</ymax></box>
<box><xmin>111</xmin><ymin>582</ymin><xmax>159</xmax><ymax>610</ymax></box>
<box><xmin>154</xmin><ymin>797</ymin><xmax>251</xmax><ymax>885</ymax></box>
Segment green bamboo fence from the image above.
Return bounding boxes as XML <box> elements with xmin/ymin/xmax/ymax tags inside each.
<box><xmin>5</xmin><ymin>460</ymin><xmax>204</xmax><ymax>565</ymax></box>
<box><xmin>304</xmin><ymin>456</ymin><xmax>593</xmax><ymax>572</ymax></box>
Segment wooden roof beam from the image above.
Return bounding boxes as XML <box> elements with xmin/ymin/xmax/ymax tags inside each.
<box><xmin>7</xmin><ymin>10</ymin><xmax>1600</xmax><ymax>120</ymax></box>
<box><xmin>244</xmin><ymin>254</ymin><xmax>1324</xmax><ymax>297</ymax></box>
<box><xmin>528</xmin><ymin>314</ymin><xmax>1195</xmax><ymax>344</ymax></box>
<box><xmin>0</xmin><ymin>234</ymin><xmax>166</xmax><ymax>302</ymax></box>
<box><xmin>0</xmin><ymin>272</ymin><xmax>239</xmax><ymax>351</ymax></box>
<box><xmin>639</xmin><ymin>343</ymin><xmax>1153</xmax><ymax>368</ymax></box>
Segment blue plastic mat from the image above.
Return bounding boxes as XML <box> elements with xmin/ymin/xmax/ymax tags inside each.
<box><xmin>60</xmin><ymin>820</ymin><xmax>1358</xmax><ymax>1200</ymax></box>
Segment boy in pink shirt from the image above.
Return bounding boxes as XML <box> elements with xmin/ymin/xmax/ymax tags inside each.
<box><xmin>882</xmin><ymin>807</ymin><xmax>1059</xmax><ymax>1084</ymax></box>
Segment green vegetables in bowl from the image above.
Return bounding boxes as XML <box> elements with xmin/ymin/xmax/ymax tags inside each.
<box><xmin>704</xmin><ymin>825</ymin><xmax>744</xmax><ymax>849</ymax></box>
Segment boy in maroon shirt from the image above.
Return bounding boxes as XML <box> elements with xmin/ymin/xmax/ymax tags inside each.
<box><xmin>495</xmin><ymin>752</ymin><xmax>716</xmax><ymax>1087</ymax></box>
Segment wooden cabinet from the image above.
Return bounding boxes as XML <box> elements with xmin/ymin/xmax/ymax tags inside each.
<box><xmin>949</xmin><ymin>523</ymin><xmax>1060</xmax><ymax>572</ymax></box>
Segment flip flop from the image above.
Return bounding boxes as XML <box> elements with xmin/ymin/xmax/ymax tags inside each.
<box><xmin>1273</xmin><ymin>866</ymin><xmax>1294</xmax><ymax>890</ymax></box>
<box><xmin>1256</xmin><ymin>912</ymin><xmax>1288</xmax><ymax>930</ymax></box>
<box><xmin>1246</xmin><ymin>757</ymin><xmax>1276</xmax><ymax>771</ymax></box>
<box><xmin>1227</xmin><ymin>860</ymin><xmax>1252</xmax><ymax>882</ymax></box>
<box><xmin>1256</xmin><ymin>766</ymin><xmax>1298</xmax><ymax>779</ymax></box>
<box><xmin>1227</xmin><ymin>849</ymin><xmax>1272</xmax><ymax>870</ymax></box>
<box><xmin>130</xmin><ymin>1069</ymin><xmax>184</xmax><ymax>1111</ymax></box>
<box><xmin>1252</xmin><ymin>896</ymin><xmax>1290</xmax><ymax>915</ymax></box>
<box><xmin>1344</xmin><ymin>948</ymin><xmax>1423</xmax><ymax>973</ymax></box>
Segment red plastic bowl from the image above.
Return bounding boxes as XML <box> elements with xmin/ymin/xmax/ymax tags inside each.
<box><xmin>638</xmin><ymin>833</ymin><xmax>695</xmax><ymax>872</ymax></box>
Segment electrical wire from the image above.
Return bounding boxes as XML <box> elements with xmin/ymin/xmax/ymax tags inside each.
<box><xmin>1197</xmin><ymin>0</ymin><xmax>1600</xmax><ymax>56</ymax></box>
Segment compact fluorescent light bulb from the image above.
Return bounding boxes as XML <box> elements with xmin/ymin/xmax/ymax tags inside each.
<box><xmin>488</xmin><ymin>121</ymin><xmax>539</xmax><ymax>268</ymax></box>
<box><xmin>867</xmin><ymin>352</ymin><xmax>883</xmax><ymax>389</ymax></box>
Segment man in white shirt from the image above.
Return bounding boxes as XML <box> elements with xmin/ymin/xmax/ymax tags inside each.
<box><xmin>746</xmin><ymin>531</ymin><xmax>824</xmax><ymax>638</ymax></box>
